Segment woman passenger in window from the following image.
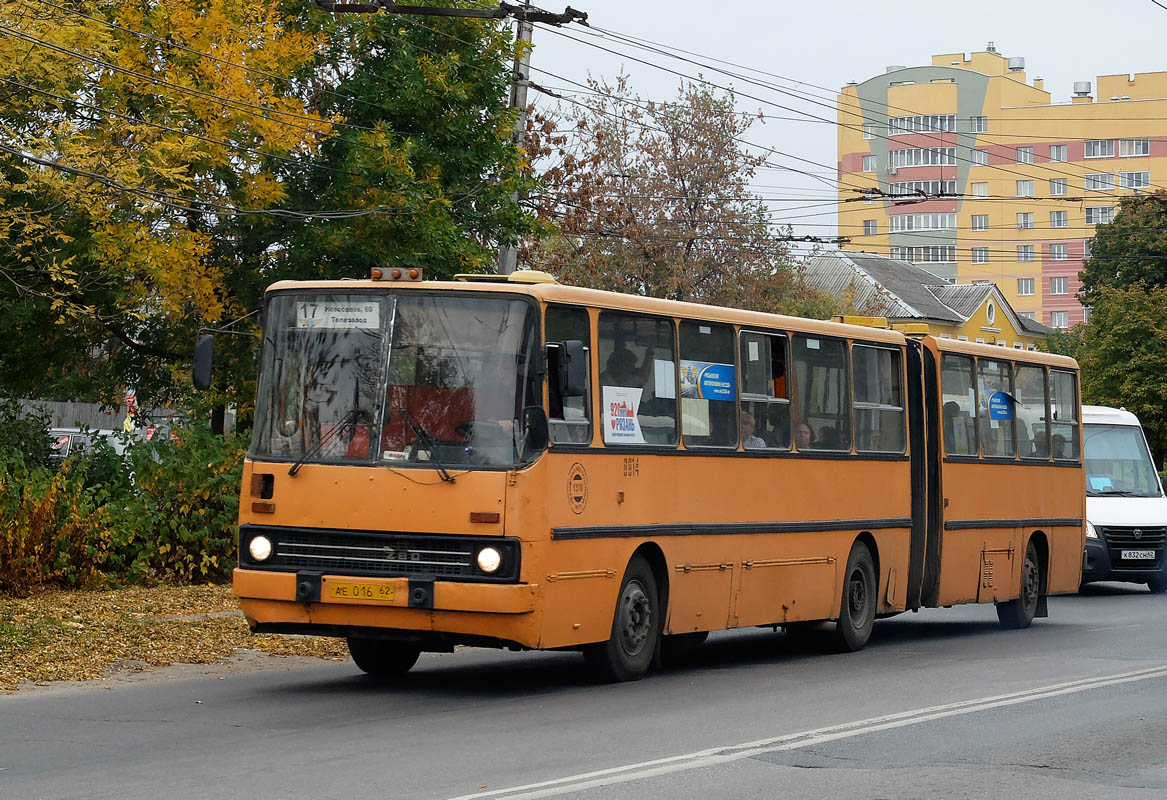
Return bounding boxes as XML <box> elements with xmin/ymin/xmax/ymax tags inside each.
<box><xmin>794</xmin><ymin>421</ymin><xmax>813</xmax><ymax>451</ymax></box>
<box><xmin>741</xmin><ymin>412</ymin><xmax>766</xmax><ymax>449</ymax></box>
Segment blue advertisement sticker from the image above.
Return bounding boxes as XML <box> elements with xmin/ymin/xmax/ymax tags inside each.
<box><xmin>680</xmin><ymin>360</ymin><xmax>736</xmax><ymax>401</ymax></box>
<box><xmin>988</xmin><ymin>391</ymin><xmax>1014</xmax><ymax>421</ymax></box>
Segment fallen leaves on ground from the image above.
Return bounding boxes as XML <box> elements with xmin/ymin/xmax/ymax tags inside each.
<box><xmin>0</xmin><ymin>584</ymin><xmax>347</xmax><ymax>691</ymax></box>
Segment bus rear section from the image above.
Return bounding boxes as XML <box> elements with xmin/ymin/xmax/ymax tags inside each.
<box><xmin>930</xmin><ymin>339</ymin><xmax>1085</xmax><ymax>626</ymax></box>
<box><xmin>1081</xmin><ymin>405</ymin><xmax>1167</xmax><ymax>592</ymax></box>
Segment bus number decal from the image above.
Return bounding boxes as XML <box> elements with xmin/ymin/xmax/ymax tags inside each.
<box><xmin>624</xmin><ymin>457</ymin><xmax>640</xmax><ymax>477</ymax></box>
<box><xmin>568</xmin><ymin>462</ymin><xmax>589</xmax><ymax>514</ymax></box>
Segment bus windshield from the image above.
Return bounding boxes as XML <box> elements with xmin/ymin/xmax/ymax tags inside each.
<box><xmin>1083</xmin><ymin>424</ymin><xmax>1162</xmax><ymax>498</ymax></box>
<box><xmin>251</xmin><ymin>292</ymin><xmax>540</xmax><ymax>470</ymax></box>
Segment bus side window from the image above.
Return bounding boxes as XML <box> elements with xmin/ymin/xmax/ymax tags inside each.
<box><xmin>1050</xmin><ymin>370</ymin><xmax>1080</xmax><ymax>460</ymax></box>
<box><xmin>1016</xmin><ymin>365</ymin><xmax>1048</xmax><ymax>460</ymax></box>
<box><xmin>597</xmin><ymin>311</ymin><xmax>678</xmax><ymax>447</ymax></box>
<box><xmin>977</xmin><ymin>358</ymin><xmax>1016</xmax><ymax>458</ymax></box>
<box><xmin>940</xmin><ymin>354</ymin><xmax>977</xmax><ymax>456</ymax></box>
<box><xmin>739</xmin><ymin>330</ymin><xmax>790</xmax><ymax>450</ymax></box>
<box><xmin>546</xmin><ymin>305</ymin><xmax>592</xmax><ymax>445</ymax></box>
<box><xmin>793</xmin><ymin>334</ymin><xmax>850</xmax><ymax>451</ymax></box>
<box><xmin>852</xmin><ymin>344</ymin><xmax>905</xmax><ymax>453</ymax></box>
<box><xmin>679</xmin><ymin>321</ymin><xmax>737</xmax><ymax>448</ymax></box>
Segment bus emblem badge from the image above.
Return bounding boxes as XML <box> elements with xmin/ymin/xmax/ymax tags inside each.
<box><xmin>1134</xmin><ymin>529</ymin><xmax>1143</xmax><ymax>540</ymax></box>
<box><xmin>567</xmin><ymin>462</ymin><xmax>589</xmax><ymax>514</ymax></box>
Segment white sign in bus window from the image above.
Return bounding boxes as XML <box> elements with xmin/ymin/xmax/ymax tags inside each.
<box><xmin>654</xmin><ymin>359</ymin><xmax>676</xmax><ymax>399</ymax></box>
<box><xmin>602</xmin><ymin>386</ymin><xmax>645</xmax><ymax>444</ymax></box>
<box><xmin>681</xmin><ymin>398</ymin><xmax>711</xmax><ymax>436</ymax></box>
<box><xmin>296</xmin><ymin>302</ymin><xmax>380</xmax><ymax>329</ymax></box>
<box><xmin>748</xmin><ymin>341</ymin><xmax>760</xmax><ymax>361</ymax></box>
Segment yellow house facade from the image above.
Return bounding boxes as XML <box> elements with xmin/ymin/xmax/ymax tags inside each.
<box><xmin>837</xmin><ymin>45</ymin><xmax>1167</xmax><ymax>331</ymax></box>
<box><xmin>806</xmin><ymin>251</ymin><xmax>1046</xmax><ymax>350</ymax></box>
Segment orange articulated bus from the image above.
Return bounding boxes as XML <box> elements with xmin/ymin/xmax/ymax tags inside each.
<box><xmin>224</xmin><ymin>269</ymin><xmax>1085</xmax><ymax>681</ymax></box>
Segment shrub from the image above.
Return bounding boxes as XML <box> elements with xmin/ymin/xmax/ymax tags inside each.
<box><xmin>0</xmin><ymin>411</ymin><xmax>246</xmax><ymax>593</ymax></box>
<box><xmin>101</xmin><ymin>420</ymin><xmax>245</xmax><ymax>583</ymax></box>
<box><xmin>0</xmin><ymin>454</ymin><xmax>106</xmax><ymax>596</ymax></box>
<box><xmin>0</xmin><ymin>398</ymin><xmax>53</xmax><ymax>469</ymax></box>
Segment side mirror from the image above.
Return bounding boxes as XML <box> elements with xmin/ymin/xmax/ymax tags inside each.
<box><xmin>521</xmin><ymin>406</ymin><xmax>549</xmax><ymax>455</ymax></box>
<box><xmin>547</xmin><ymin>340</ymin><xmax>588</xmax><ymax>398</ymax></box>
<box><xmin>193</xmin><ymin>334</ymin><xmax>214</xmax><ymax>391</ymax></box>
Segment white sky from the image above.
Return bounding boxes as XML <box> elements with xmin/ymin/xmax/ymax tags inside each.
<box><xmin>529</xmin><ymin>0</ymin><xmax>1167</xmax><ymax>252</ymax></box>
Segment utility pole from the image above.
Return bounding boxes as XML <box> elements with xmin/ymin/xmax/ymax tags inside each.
<box><xmin>497</xmin><ymin>2</ymin><xmax>533</xmax><ymax>274</ymax></box>
<box><xmin>315</xmin><ymin>2</ymin><xmax>588</xmax><ymax>273</ymax></box>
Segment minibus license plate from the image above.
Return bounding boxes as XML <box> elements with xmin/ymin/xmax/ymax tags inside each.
<box><xmin>1121</xmin><ymin>550</ymin><xmax>1155</xmax><ymax>560</ymax></box>
<box><xmin>327</xmin><ymin>582</ymin><xmax>395</xmax><ymax>601</ymax></box>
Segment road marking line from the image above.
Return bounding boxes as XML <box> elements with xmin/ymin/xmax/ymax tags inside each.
<box><xmin>1084</xmin><ymin>624</ymin><xmax>1143</xmax><ymax>631</ymax></box>
<box><xmin>448</xmin><ymin>664</ymin><xmax>1167</xmax><ymax>800</ymax></box>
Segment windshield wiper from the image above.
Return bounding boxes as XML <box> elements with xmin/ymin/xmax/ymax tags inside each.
<box><xmin>288</xmin><ymin>408</ymin><xmax>361</xmax><ymax>477</ymax></box>
<box><xmin>1089</xmin><ymin>488</ymin><xmax>1136</xmax><ymax>496</ymax></box>
<box><xmin>397</xmin><ymin>405</ymin><xmax>455</xmax><ymax>483</ymax></box>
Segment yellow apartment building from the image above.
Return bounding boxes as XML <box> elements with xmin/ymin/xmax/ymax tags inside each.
<box><xmin>837</xmin><ymin>44</ymin><xmax>1167</xmax><ymax>330</ymax></box>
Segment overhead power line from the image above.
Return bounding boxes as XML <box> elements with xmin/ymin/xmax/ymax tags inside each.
<box><xmin>549</xmin><ymin>22</ymin><xmax>1167</xmax><ymax>195</ymax></box>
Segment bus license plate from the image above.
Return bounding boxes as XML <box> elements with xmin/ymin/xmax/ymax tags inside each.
<box><xmin>327</xmin><ymin>582</ymin><xmax>395</xmax><ymax>601</ymax></box>
<box><xmin>1121</xmin><ymin>550</ymin><xmax>1155</xmax><ymax>560</ymax></box>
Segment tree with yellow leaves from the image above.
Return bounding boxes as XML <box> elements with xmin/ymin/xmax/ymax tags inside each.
<box><xmin>0</xmin><ymin>0</ymin><xmax>335</xmax><ymax>407</ymax></box>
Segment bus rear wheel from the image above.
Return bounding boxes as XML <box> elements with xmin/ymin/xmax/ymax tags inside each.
<box><xmin>347</xmin><ymin>637</ymin><xmax>421</xmax><ymax>677</ymax></box>
<box><xmin>584</xmin><ymin>556</ymin><xmax>660</xmax><ymax>682</ymax></box>
<box><xmin>831</xmin><ymin>542</ymin><xmax>877</xmax><ymax>653</ymax></box>
<box><xmin>996</xmin><ymin>540</ymin><xmax>1040</xmax><ymax>629</ymax></box>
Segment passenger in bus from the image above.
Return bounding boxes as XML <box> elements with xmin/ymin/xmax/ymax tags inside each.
<box><xmin>740</xmin><ymin>412</ymin><xmax>766</xmax><ymax>449</ymax></box>
<box><xmin>1031</xmin><ymin>429</ymin><xmax>1049</xmax><ymax>458</ymax></box>
<box><xmin>1051</xmin><ymin>433</ymin><xmax>1067</xmax><ymax>459</ymax></box>
<box><xmin>794</xmin><ymin>421</ymin><xmax>813</xmax><ymax>451</ymax></box>
<box><xmin>773</xmin><ymin>360</ymin><xmax>787</xmax><ymax>399</ymax></box>
<box><xmin>600</xmin><ymin>346</ymin><xmax>651</xmax><ymax>388</ymax></box>
<box><xmin>817</xmin><ymin>425</ymin><xmax>840</xmax><ymax>450</ymax></box>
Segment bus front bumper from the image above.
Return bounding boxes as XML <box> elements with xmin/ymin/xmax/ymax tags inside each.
<box><xmin>233</xmin><ymin>568</ymin><xmax>541</xmax><ymax>645</ymax></box>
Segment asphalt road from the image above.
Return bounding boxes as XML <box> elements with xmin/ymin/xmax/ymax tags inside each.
<box><xmin>3</xmin><ymin>582</ymin><xmax>1166</xmax><ymax>800</ymax></box>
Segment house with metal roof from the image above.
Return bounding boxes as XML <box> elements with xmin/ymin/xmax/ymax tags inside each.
<box><xmin>803</xmin><ymin>251</ymin><xmax>1048</xmax><ymax>350</ymax></box>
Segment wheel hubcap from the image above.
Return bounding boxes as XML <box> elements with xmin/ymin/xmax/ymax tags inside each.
<box><xmin>847</xmin><ymin>568</ymin><xmax>869</xmax><ymax>628</ymax></box>
<box><xmin>618</xmin><ymin>580</ymin><xmax>652</xmax><ymax>655</ymax></box>
<box><xmin>1022</xmin><ymin>557</ymin><xmax>1039</xmax><ymax>609</ymax></box>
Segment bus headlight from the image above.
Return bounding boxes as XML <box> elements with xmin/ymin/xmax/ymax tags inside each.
<box><xmin>477</xmin><ymin>547</ymin><xmax>502</xmax><ymax>574</ymax></box>
<box><xmin>249</xmin><ymin>535</ymin><xmax>274</xmax><ymax>561</ymax></box>
<box><xmin>1085</xmin><ymin>521</ymin><xmax>1098</xmax><ymax>540</ymax></box>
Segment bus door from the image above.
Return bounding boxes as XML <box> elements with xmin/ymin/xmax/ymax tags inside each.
<box><xmin>904</xmin><ymin>339</ymin><xmax>942</xmax><ymax>609</ymax></box>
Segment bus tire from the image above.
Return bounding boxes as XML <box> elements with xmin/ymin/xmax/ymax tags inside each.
<box><xmin>584</xmin><ymin>556</ymin><xmax>660</xmax><ymax>682</ymax></box>
<box><xmin>1147</xmin><ymin>576</ymin><xmax>1167</xmax><ymax>594</ymax></box>
<box><xmin>996</xmin><ymin>540</ymin><xmax>1040</xmax><ymax>629</ymax></box>
<box><xmin>347</xmin><ymin>637</ymin><xmax>421</xmax><ymax>677</ymax></box>
<box><xmin>831</xmin><ymin>542</ymin><xmax>877</xmax><ymax>653</ymax></box>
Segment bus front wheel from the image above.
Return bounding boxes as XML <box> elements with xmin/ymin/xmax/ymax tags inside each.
<box><xmin>996</xmin><ymin>540</ymin><xmax>1040</xmax><ymax>629</ymax></box>
<box><xmin>347</xmin><ymin>637</ymin><xmax>422</xmax><ymax>677</ymax></box>
<box><xmin>585</xmin><ymin>556</ymin><xmax>660</xmax><ymax>682</ymax></box>
<box><xmin>831</xmin><ymin>542</ymin><xmax>877</xmax><ymax>653</ymax></box>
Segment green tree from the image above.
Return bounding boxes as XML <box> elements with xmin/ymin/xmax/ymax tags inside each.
<box><xmin>1076</xmin><ymin>284</ymin><xmax>1167</xmax><ymax>463</ymax></box>
<box><xmin>275</xmin><ymin>3</ymin><xmax>539</xmax><ymax>282</ymax></box>
<box><xmin>1079</xmin><ymin>191</ymin><xmax>1167</xmax><ymax>301</ymax></box>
